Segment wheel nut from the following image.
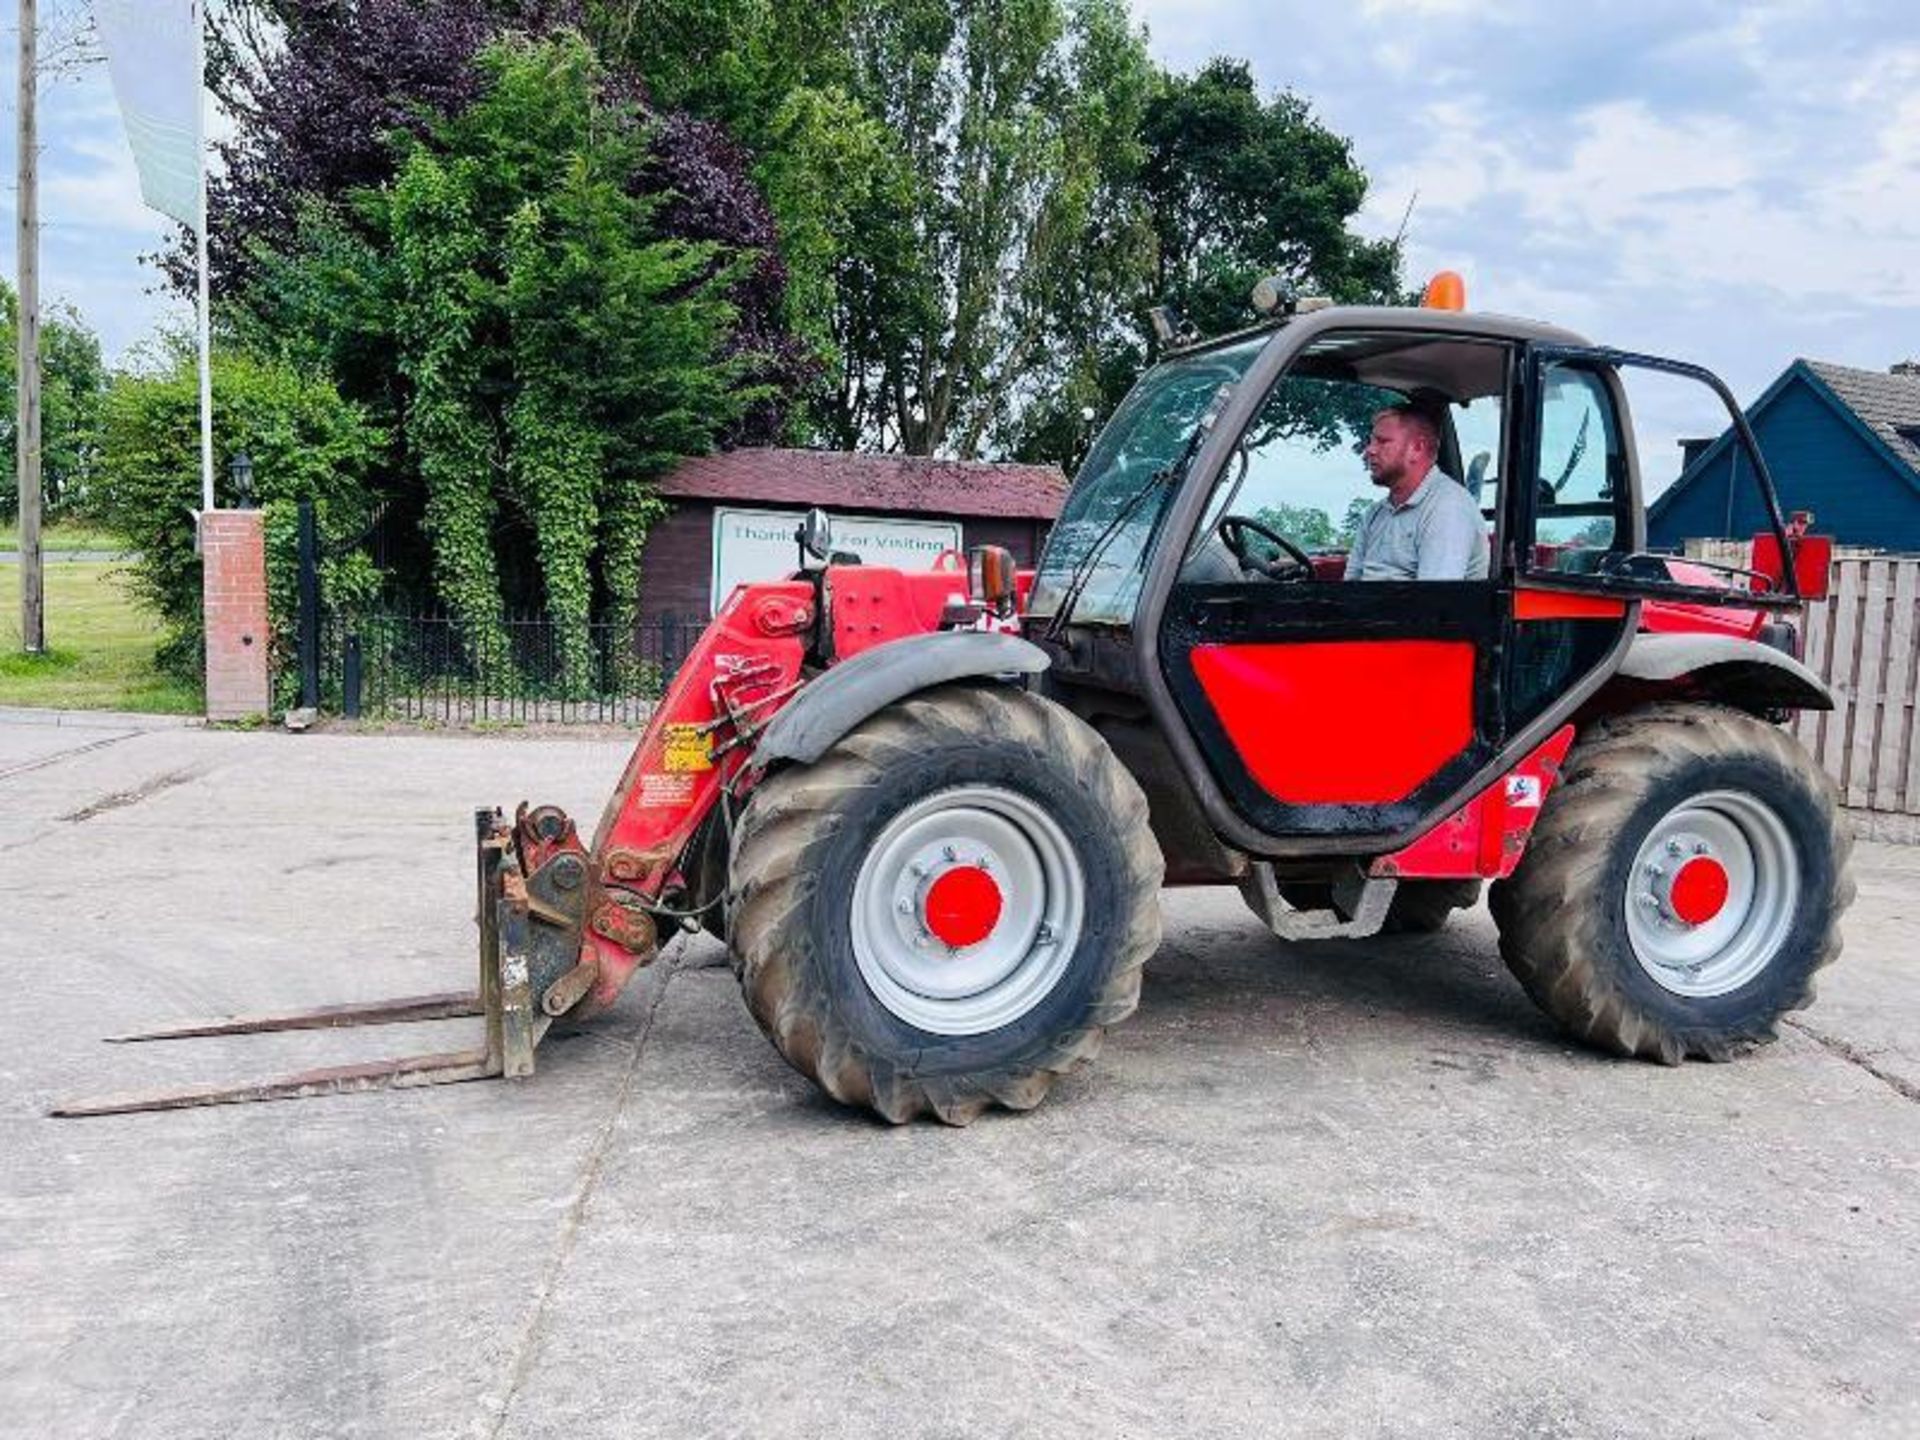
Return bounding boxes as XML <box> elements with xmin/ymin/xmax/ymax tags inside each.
<box><xmin>1667</xmin><ymin>839</ymin><xmax>1685</xmax><ymax>857</ymax></box>
<box><xmin>897</xmin><ymin>899</ymin><xmax>912</xmax><ymax>914</ymax></box>
<box><xmin>943</xmin><ymin>845</ymin><xmax>958</xmax><ymax>862</ymax></box>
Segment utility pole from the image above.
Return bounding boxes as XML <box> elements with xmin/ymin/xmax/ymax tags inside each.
<box><xmin>16</xmin><ymin>0</ymin><xmax>44</xmax><ymax>653</ymax></box>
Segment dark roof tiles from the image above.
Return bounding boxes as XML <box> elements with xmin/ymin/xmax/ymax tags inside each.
<box><xmin>657</xmin><ymin>448</ymin><xmax>1070</xmax><ymax>520</ymax></box>
<box><xmin>1804</xmin><ymin>360</ymin><xmax>1920</xmax><ymax>473</ymax></box>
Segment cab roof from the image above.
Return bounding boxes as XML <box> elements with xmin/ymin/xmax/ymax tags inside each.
<box><xmin>1169</xmin><ymin>305</ymin><xmax>1594</xmax><ymax>405</ymax></box>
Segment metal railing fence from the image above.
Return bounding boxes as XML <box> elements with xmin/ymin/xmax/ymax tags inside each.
<box><xmin>319</xmin><ymin>612</ymin><xmax>708</xmax><ymax>726</ymax></box>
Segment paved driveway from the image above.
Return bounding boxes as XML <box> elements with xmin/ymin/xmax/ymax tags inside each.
<box><xmin>2</xmin><ymin>715</ymin><xmax>1916</xmax><ymax>1438</ymax></box>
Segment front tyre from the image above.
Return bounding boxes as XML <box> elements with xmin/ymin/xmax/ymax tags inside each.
<box><xmin>728</xmin><ymin>682</ymin><xmax>1163</xmax><ymax>1124</ymax></box>
<box><xmin>1492</xmin><ymin>704</ymin><xmax>1854</xmax><ymax>1063</ymax></box>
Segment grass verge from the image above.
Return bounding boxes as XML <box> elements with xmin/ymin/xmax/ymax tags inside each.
<box><xmin>0</xmin><ymin>561</ymin><xmax>201</xmax><ymax>713</ymax></box>
<box><xmin>0</xmin><ymin>520</ymin><xmax>129</xmax><ymax>553</ymax></box>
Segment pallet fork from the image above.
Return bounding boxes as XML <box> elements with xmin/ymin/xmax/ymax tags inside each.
<box><xmin>52</xmin><ymin>811</ymin><xmax>550</xmax><ymax>1118</ymax></box>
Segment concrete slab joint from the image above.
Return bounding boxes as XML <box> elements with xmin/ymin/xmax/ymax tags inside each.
<box><xmin>5</xmin><ymin>726</ymin><xmax>1918</xmax><ymax>1437</ymax></box>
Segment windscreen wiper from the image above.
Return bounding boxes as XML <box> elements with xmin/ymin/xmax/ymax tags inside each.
<box><xmin>1041</xmin><ymin>384</ymin><xmax>1235</xmax><ymax>644</ymax></box>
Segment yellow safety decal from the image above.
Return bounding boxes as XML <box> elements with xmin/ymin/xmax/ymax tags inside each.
<box><xmin>660</xmin><ymin>723</ymin><xmax>713</xmax><ymax>773</ymax></box>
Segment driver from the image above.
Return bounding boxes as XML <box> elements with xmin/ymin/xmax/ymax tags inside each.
<box><xmin>1345</xmin><ymin>404</ymin><xmax>1489</xmax><ymax>581</ymax></box>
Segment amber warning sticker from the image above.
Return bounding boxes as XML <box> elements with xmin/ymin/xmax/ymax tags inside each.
<box><xmin>660</xmin><ymin>723</ymin><xmax>713</xmax><ymax>772</ymax></box>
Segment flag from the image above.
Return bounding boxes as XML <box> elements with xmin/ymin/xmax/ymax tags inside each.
<box><xmin>94</xmin><ymin>0</ymin><xmax>203</xmax><ymax>230</ymax></box>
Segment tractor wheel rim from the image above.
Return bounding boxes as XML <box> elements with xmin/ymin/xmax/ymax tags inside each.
<box><xmin>849</xmin><ymin>784</ymin><xmax>1087</xmax><ymax>1036</ymax></box>
<box><xmin>1624</xmin><ymin>789</ymin><xmax>1801</xmax><ymax>998</ymax></box>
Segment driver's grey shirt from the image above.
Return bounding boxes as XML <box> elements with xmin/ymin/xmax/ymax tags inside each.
<box><xmin>1344</xmin><ymin>470</ymin><xmax>1490</xmax><ymax>581</ymax></box>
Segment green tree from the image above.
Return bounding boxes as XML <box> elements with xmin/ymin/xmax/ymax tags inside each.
<box><xmin>1141</xmin><ymin>59</ymin><xmax>1402</xmax><ymax>341</ymax></box>
<box><xmin>1254</xmin><ymin>503</ymin><xmax>1336</xmax><ymax>550</ymax></box>
<box><xmin>611</xmin><ymin>9</ymin><xmax>1401</xmax><ymax>470</ymax></box>
<box><xmin>1340</xmin><ymin>494</ymin><xmax>1374</xmax><ymax>545</ymax></box>
<box><xmin>607</xmin><ymin>0</ymin><xmax>1157</xmax><ymax>461</ymax></box>
<box><xmin>92</xmin><ymin>344</ymin><xmax>384</xmax><ymax>678</ymax></box>
<box><xmin>1</xmin><ymin>283</ymin><xmax>109</xmax><ymax>520</ymax></box>
<box><xmin>238</xmin><ymin>34</ymin><xmax>768</xmax><ymax>684</ymax></box>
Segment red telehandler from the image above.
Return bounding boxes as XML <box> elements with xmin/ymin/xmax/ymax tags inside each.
<box><xmin>60</xmin><ymin>284</ymin><xmax>1853</xmax><ymax>1123</ymax></box>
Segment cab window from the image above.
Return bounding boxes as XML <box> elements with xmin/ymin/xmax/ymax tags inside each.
<box><xmin>1178</xmin><ymin>332</ymin><xmax>1510</xmax><ymax>585</ymax></box>
<box><xmin>1532</xmin><ymin>364</ymin><xmax>1624</xmax><ymax>568</ymax></box>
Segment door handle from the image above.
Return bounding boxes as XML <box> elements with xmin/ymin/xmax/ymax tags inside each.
<box><xmin>1200</xmin><ymin>596</ymin><xmax>1247</xmax><ymax>628</ymax></box>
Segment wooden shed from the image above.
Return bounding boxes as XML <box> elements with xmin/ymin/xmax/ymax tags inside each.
<box><xmin>635</xmin><ymin>448</ymin><xmax>1069</xmax><ymax>628</ymax></box>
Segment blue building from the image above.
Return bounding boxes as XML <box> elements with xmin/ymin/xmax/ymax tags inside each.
<box><xmin>1648</xmin><ymin>359</ymin><xmax>1920</xmax><ymax>551</ymax></box>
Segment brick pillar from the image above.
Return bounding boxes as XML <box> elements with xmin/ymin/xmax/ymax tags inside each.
<box><xmin>201</xmin><ymin>510</ymin><xmax>271</xmax><ymax>720</ymax></box>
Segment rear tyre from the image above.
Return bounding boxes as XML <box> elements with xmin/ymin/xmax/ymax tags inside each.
<box><xmin>728</xmin><ymin>682</ymin><xmax>1163</xmax><ymax>1124</ymax></box>
<box><xmin>1492</xmin><ymin>704</ymin><xmax>1853</xmax><ymax>1063</ymax></box>
<box><xmin>1270</xmin><ymin>878</ymin><xmax>1481</xmax><ymax>935</ymax></box>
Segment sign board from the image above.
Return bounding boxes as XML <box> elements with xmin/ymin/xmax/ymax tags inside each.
<box><xmin>710</xmin><ymin>507</ymin><xmax>963</xmax><ymax>614</ymax></box>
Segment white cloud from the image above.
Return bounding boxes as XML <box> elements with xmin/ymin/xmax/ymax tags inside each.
<box><xmin>1363</xmin><ymin>91</ymin><xmax>1920</xmax><ymax>316</ymax></box>
<box><xmin>1223</xmin><ymin>0</ymin><xmax>1918</xmax><ymax>402</ymax></box>
<box><xmin>42</xmin><ymin>131</ymin><xmax>176</xmax><ymax>237</ymax></box>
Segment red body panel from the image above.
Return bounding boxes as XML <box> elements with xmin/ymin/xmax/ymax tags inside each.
<box><xmin>825</xmin><ymin>565</ymin><xmax>976</xmax><ymax>659</ymax></box>
<box><xmin>1191</xmin><ymin>640</ymin><xmax>1476</xmax><ymax>805</ymax></box>
<box><xmin>1371</xmin><ymin>726</ymin><xmax>1576</xmax><ymax>880</ymax></box>
<box><xmin>1513</xmin><ymin>588</ymin><xmax>1628</xmax><ymax>620</ymax></box>
<box><xmin>580</xmin><ymin>566</ymin><xmax>974</xmax><ymax>1010</ymax></box>
<box><xmin>1641</xmin><ymin>595</ymin><xmax>1764</xmax><ymax>639</ymax></box>
<box><xmin>1752</xmin><ymin>533</ymin><xmax>1833</xmax><ymax>601</ymax></box>
<box><xmin>581</xmin><ymin>582</ymin><xmax>814</xmax><ymax>1008</ymax></box>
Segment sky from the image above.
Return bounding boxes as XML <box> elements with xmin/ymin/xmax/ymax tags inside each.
<box><xmin>1133</xmin><ymin>0</ymin><xmax>1920</xmax><ymax>410</ymax></box>
<box><xmin>2</xmin><ymin>0</ymin><xmax>1916</xmax><ymax>414</ymax></box>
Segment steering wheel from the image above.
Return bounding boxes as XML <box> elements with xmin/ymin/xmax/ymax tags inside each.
<box><xmin>1219</xmin><ymin>516</ymin><xmax>1315</xmax><ymax>582</ymax></box>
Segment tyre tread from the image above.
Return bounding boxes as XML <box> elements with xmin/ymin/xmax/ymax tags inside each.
<box><xmin>729</xmin><ymin>681</ymin><xmax>1163</xmax><ymax>1124</ymax></box>
<box><xmin>1495</xmin><ymin>703</ymin><xmax>1852</xmax><ymax>1062</ymax></box>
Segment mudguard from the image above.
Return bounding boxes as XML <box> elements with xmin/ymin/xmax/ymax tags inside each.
<box><xmin>1619</xmin><ymin>633</ymin><xmax>1833</xmax><ymax>711</ymax></box>
<box><xmin>755</xmin><ymin>631</ymin><xmax>1050</xmax><ymax>766</ymax></box>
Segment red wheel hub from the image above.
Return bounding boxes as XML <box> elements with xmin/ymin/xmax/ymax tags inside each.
<box><xmin>1669</xmin><ymin>856</ymin><xmax>1730</xmax><ymax>926</ymax></box>
<box><xmin>923</xmin><ymin>866</ymin><xmax>1003</xmax><ymax>949</ymax></box>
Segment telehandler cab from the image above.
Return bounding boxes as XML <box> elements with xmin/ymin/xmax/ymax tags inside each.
<box><xmin>61</xmin><ymin>284</ymin><xmax>1854</xmax><ymax>1124</ymax></box>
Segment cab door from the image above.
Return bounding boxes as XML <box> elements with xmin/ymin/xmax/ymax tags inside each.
<box><xmin>1148</xmin><ymin>327</ymin><xmax>1516</xmax><ymax>843</ymax></box>
<box><xmin>1503</xmin><ymin>345</ymin><xmax>1804</xmax><ymax>729</ymax></box>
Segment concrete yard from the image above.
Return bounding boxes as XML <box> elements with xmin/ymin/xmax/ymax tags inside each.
<box><xmin>2</xmin><ymin>711</ymin><xmax>1916</xmax><ymax>1438</ymax></box>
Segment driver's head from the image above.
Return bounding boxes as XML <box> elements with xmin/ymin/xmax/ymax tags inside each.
<box><xmin>1363</xmin><ymin>404</ymin><xmax>1441</xmax><ymax>492</ymax></box>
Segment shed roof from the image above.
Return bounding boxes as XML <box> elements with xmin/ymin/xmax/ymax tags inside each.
<box><xmin>1649</xmin><ymin>358</ymin><xmax>1920</xmax><ymax>527</ymax></box>
<box><xmin>657</xmin><ymin>448</ymin><xmax>1069</xmax><ymax>520</ymax></box>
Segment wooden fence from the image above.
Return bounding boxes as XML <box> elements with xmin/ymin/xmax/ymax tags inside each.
<box><xmin>1680</xmin><ymin>543</ymin><xmax>1920</xmax><ymax>829</ymax></box>
<box><xmin>1789</xmin><ymin>555</ymin><xmax>1920</xmax><ymax>819</ymax></box>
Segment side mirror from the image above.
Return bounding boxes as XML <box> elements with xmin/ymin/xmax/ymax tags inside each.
<box><xmin>796</xmin><ymin>507</ymin><xmax>834</xmax><ymax>567</ymax></box>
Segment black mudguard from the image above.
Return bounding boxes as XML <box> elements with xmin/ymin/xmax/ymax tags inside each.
<box><xmin>1619</xmin><ymin>632</ymin><xmax>1833</xmax><ymax>712</ymax></box>
<box><xmin>755</xmin><ymin>631</ymin><xmax>1049</xmax><ymax>766</ymax></box>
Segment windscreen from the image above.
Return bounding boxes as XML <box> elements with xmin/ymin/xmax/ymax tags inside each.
<box><xmin>1029</xmin><ymin>335</ymin><xmax>1268</xmax><ymax>625</ymax></box>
